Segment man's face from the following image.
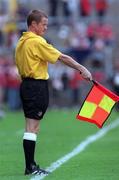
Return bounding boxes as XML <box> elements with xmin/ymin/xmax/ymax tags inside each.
<box><xmin>34</xmin><ymin>17</ymin><xmax>48</xmax><ymax>36</ymax></box>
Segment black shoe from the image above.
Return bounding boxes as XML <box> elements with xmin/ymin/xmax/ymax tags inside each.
<box><xmin>25</xmin><ymin>164</ymin><xmax>49</xmax><ymax>175</ymax></box>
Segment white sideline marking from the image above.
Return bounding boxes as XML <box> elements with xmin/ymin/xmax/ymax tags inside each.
<box><xmin>31</xmin><ymin>118</ymin><xmax>119</xmax><ymax>180</ymax></box>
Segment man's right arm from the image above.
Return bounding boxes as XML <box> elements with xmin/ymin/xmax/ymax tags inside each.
<box><xmin>58</xmin><ymin>53</ymin><xmax>92</xmax><ymax>81</ymax></box>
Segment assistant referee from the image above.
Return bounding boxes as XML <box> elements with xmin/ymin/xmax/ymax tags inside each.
<box><xmin>15</xmin><ymin>9</ymin><xmax>92</xmax><ymax>175</ymax></box>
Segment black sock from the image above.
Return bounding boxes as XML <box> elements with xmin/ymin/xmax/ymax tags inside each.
<box><xmin>23</xmin><ymin>132</ymin><xmax>37</xmax><ymax>169</ymax></box>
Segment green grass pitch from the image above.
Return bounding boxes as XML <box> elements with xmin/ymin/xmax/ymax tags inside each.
<box><xmin>0</xmin><ymin>108</ymin><xmax>119</xmax><ymax>180</ymax></box>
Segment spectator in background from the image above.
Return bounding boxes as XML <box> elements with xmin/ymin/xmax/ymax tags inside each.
<box><xmin>61</xmin><ymin>71</ymin><xmax>69</xmax><ymax>91</ymax></box>
<box><xmin>91</xmin><ymin>37</ymin><xmax>105</xmax><ymax>63</ymax></box>
<box><xmin>62</xmin><ymin>0</ymin><xmax>71</xmax><ymax>18</ymax></box>
<box><xmin>90</xmin><ymin>34</ymin><xmax>107</xmax><ymax>85</ymax></box>
<box><xmin>7</xmin><ymin>60</ymin><xmax>21</xmax><ymax>110</ymax></box>
<box><xmin>48</xmin><ymin>0</ymin><xmax>58</xmax><ymax>18</ymax></box>
<box><xmin>66</xmin><ymin>22</ymin><xmax>91</xmax><ymax>64</ymax></box>
<box><xmin>16</xmin><ymin>3</ymin><xmax>29</xmax><ymax>34</ymax></box>
<box><xmin>80</xmin><ymin>0</ymin><xmax>92</xmax><ymax>17</ymax></box>
<box><xmin>49</xmin><ymin>62</ymin><xmax>64</xmax><ymax>107</ymax></box>
<box><xmin>48</xmin><ymin>0</ymin><xmax>71</xmax><ymax>25</ymax></box>
<box><xmin>91</xmin><ymin>59</ymin><xmax>106</xmax><ymax>84</ymax></box>
<box><xmin>111</xmin><ymin>62</ymin><xmax>119</xmax><ymax>110</ymax></box>
<box><xmin>87</xmin><ymin>21</ymin><xmax>99</xmax><ymax>43</ymax></box>
<box><xmin>16</xmin><ymin>2</ymin><xmax>29</xmax><ymax>22</ymax></box>
<box><xmin>2</xmin><ymin>19</ymin><xmax>20</xmax><ymax>52</ymax></box>
<box><xmin>48</xmin><ymin>0</ymin><xmax>57</xmax><ymax>25</ymax></box>
<box><xmin>0</xmin><ymin>30</ymin><xmax>4</xmax><ymax>47</ymax></box>
<box><xmin>69</xmin><ymin>71</ymin><xmax>83</xmax><ymax>106</ymax></box>
<box><xmin>98</xmin><ymin>22</ymin><xmax>114</xmax><ymax>46</ymax></box>
<box><xmin>0</xmin><ymin>56</ymin><xmax>7</xmax><ymax>118</ymax></box>
<box><xmin>0</xmin><ymin>9</ymin><xmax>9</xmax><ymax>53</ymax></box>
<box><xmin>87</xmin><ymin>21</ymin><xmax>114</xmax><ymax>46</ymax></box>
<box><xmin>67</xmin><ymin>0</ymin><xmax>79</xmax><ymax>24</ymax></box>
<box><xmin>95</xmin><ymin>0</ymin><xmax>108</xmax><ymax>20</ymax></box>
<box><xmin>0</xmin><ymin>9</ymin><xmax>8</xmax><ymax>29</ymax></box>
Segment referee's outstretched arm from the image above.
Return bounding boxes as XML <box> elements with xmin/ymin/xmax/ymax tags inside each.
<box><xmin>58</xmin><ymin>53</ymin><xmax>92</xmax><ymax>81</ymax></box>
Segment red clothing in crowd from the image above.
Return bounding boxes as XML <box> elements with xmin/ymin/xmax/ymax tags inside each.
<box><xmin>80</xmin><ymin>0</ymin><xmax>92</xmax><ymax>16</ymax></box>
<box><xmin>95</xmin><ymin>0</ymin><xmax>108</xmax><ymax>12</ymax></box>
<box><xmin>7</xmin><ymin>65</ymin><xmax>21</xmax><ymax>88</ymax></box>
<box><xmin>87</xmin><ymin>22</ymin><xmax>114</xmax><ymax>42</ymax></box>
<box><xmin>0</xmin><ymin>59</ymin><xmax>7</xmax><ymax>88</ymax></box>
<box><xmin>87</xmin><ymin>22</ymin><xmax>98</xmax><ymax>40</ymax></box>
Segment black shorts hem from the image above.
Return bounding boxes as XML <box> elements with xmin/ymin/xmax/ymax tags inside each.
<box><xmin>25</xmin><ymin>115</ymin><xmax>43</xmax><ymax>121</ymax></box>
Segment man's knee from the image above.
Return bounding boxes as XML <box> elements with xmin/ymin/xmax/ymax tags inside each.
<box><xmin>25</xmin><ymin>118</ymin><xmax>40</xmax><ymax>133</ymax></box>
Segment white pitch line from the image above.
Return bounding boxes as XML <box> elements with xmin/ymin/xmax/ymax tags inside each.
<box><xmin>31</xmin><ymin>118</ymin><xmax>119</xmax><ymax>180</ymax></box>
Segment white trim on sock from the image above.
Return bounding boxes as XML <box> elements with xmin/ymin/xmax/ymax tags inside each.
<box><xmin>23</xmin><ymin>132</ymin><xmax>37</xmax><ymax>141</ymax></box>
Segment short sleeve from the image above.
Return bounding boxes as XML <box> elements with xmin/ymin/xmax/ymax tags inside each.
<box><xmin>37</xmin><ymin>40</ymin><xmax>61</xmax><ymax>64</ymax></box>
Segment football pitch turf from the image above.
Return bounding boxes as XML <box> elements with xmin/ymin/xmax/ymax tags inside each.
<box><xmin>0</xmin><ymin>108</ymin><xmax>119</xmax><ymax>180</ymax></box>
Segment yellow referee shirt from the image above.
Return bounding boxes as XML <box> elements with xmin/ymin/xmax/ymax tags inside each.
<box><xmin>15</xmin><ymin>32</ymin><xmax>61</xmax><ymax>79</ymax></box>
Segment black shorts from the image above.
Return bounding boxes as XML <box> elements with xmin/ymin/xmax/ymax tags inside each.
<box><xmin>20</xmin><ymin>78</ymin><xmax>49</xmax><ymax>120</ymax></box>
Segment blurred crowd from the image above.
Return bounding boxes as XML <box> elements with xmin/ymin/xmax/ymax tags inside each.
<box><xmin>0</xmin><ymin>0</ymin><xmax>119</xmax><ymax>117</ymax></box>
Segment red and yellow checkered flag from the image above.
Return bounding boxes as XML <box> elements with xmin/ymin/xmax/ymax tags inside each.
<box><xmin>76</xmin><ymin>81</ymin><xmax>119</xmax><ymax>128</ymax></box>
